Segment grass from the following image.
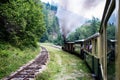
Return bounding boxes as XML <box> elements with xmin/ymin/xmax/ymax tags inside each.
<box><xmin>0</xmin><ymin>42</ymin><xmax>40</xmax><ymax>79</ymax></box>
<box><xmin>36</xmin><ymin>43</ymin><xmax>93</xmax><ymax>80</ymax></box>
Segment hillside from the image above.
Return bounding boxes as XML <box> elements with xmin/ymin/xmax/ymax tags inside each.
<box><xmin>40</xmin><ymin>3</ymin><xmax>63</xmax><ymax>45</ymax></box>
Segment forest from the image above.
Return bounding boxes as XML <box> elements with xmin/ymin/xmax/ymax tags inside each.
<box><xmin>0</xmin><ymin>0</ymin><xmax>46</xmax><ymax>48</ymax></box>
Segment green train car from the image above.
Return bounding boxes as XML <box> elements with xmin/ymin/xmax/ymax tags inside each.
<box><xmin>62</xmin><ymin>0</ymin><xmax>120</xmax><ymax>80</ymax></box>
<box><xmin>62</xmin><ymin>33</ymin><xmax>115</xmax><ymax>80</ymax></box>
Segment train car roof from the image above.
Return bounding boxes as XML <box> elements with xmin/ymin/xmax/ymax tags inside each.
<box><xmin>75</xmin><ymin>39</ymin><xmax>84</xmax><ymax>43</ymax></box>
<box><xmin>66</xmin><ymin>42</ymin><xmax>75</xmax><ymax>44</ymax></box>
<box><xmin>84</xmin><ymin>33</ymin><xmax>100</xmax><ymax>41</ymax></box>
<box><xmin>110</xmin><ymin>39</ymin><xmax>117</xmax><ymax>43</ymax></box>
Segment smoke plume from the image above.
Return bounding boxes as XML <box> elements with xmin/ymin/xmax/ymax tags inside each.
<box><xmin>56</xmin><ymin>0</ymin><xmax>105</xmax><ymax>38</ymax></box>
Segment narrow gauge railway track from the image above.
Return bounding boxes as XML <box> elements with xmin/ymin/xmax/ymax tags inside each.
<box><xmin>4</xmin><ymin>46</ymin><xmax>49</xmax><ymax>80</ymax></box>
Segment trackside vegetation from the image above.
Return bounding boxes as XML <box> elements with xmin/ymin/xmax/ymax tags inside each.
<box><xmin>0</xmin><ymin>0</ymin><xmax>45</xmax><ymax>79</ymax></box>
<box><xmin>0</xmin><ymin>42</ymin><xmax>40</xmax><ymax>79</ymax></box>
<box><xmin>36</xmin><ymin>43</ymin><xmax>94</xmax><ymax>80</ymax></box>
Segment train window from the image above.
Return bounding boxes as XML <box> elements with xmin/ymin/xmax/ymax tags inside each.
<box><xmin>95</xmin><ymin>39</ymin><xmax>97</xmax><ymax>54</ymax></box>
<box><xmin>84</xmin><ymin>40</ymin><xmax>92</xmax><ymax>54</ymax></box>
<box><xmin>74</xmin><ymin>44</ymin><xmax>81</xmax><ymax>53</ymax></box>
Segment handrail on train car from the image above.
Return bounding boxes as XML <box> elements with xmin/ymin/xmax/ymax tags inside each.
<box><xmin>66</xmin><ymin>42</ymin><xmax>75</xmax><ymax>44</ymax></box>
<box><xmin>99</xmin><ymin>0</ymin><xmax>115</xmax><ymax>80</ymax></box>
<box><xmin>110</xmin><ymin>39</ymin><xmax>117</xmax><ymax>43</ymax></box>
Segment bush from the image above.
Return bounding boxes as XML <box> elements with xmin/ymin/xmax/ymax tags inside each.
<box><xmin>0</xmin><ymin>0</ymin><xmax>46</xmax><ymax>48</ymax></box>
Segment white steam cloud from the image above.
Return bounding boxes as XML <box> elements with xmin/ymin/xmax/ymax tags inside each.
<box><xmin>56</xmin><ymin>7</ymin><xmax>86</xmax><ymax>37</ymax></box>
<box><xmin>41</xmin><ymin>0</ymin><xmax>106</xmax><ymax>37</ymax></box>
<box><xmin>56</xmin><ymin>0</ymin><xmax>105</xmax><ymax>38</ymax></box>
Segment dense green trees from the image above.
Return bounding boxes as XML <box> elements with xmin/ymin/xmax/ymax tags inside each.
<box><xmin>40</xmin><ymin>3</ymin><xmax>63</xmax><ymax>45</ymax></box>
<box><xmin>0</xmin><ymin>0</ymin><xmax>45</xmax><ymax>48</ymax></box>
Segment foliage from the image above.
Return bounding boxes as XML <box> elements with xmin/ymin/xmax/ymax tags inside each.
<box><xmin>0</xmin><ymin>0</ymin><xmax>46</xmax><ymax>48</ymax></box>
<box><xmin>0</xmin><ymin>42</ymin><xmax>40</xmax><ymax>79</ymax></box>
<box><xmin>40</xmin><ymin>3</ymin><xmax>63</xmax><ymax>45</ymax></box>
<box><xmin>53</xmin><ymin>33</ymin><xmax>64</xmax><ymax>45</ymax></box>
<box><xmin>0</xmin><ymin>0</ymin><xmax>9</xmax><ymax>4</ymax></box>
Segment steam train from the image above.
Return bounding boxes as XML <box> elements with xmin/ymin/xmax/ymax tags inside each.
<box><xmin>62</xmin><ymin>33</ymin><xmax>116</xmax><ymax>80</ymax></box>
<box><xmin>61</xmin><ymin>0</ymin><xmax>120</xmax><ymax>79</ymax></box>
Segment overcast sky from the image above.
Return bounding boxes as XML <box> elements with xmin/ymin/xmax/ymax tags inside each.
<box><xmin>41</xmin><ymin>0</ymin><xmax>105</xmax><ymax>19</ymax></box>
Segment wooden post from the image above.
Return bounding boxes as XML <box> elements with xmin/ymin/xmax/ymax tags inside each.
<box><xmin>98</xmin><ymin>34</ymin><xmax>103</xmax><ymax>60</ymax></box>
<box><xmin>116</xmin><ymin>0</ymin><xmax>120</xmax><ymax>80</ymax></box>
<box><xmin>92</xmin><ymin>39</ymin><xmax>95</xmax><ymax>55</ymax></box>
<box><xmin>100</xmin><ymin>24</ymin><xmax>107</xmax><ymax>80</ymax></box>
<box><xmin>100</xmin><ymin>32</ymin><xmax>104</xmax><ymax>79</ymax></box>
<box><xmin>98</xmin><ymin>36</ymin><xmax>101</xmax><ymax>58</ymax></box>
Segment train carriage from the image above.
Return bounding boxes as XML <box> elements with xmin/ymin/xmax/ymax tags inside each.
<box><xmin>62</xmin><ymin>0</ymin><xmax>120</xmax><ymax>79</ymax></box>
<box><xmin>62</xmin><ymin>33</ymin><xmax>115</xmax><ymax>80</ymax></box>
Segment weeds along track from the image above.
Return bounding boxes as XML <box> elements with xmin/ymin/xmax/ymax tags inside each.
<box><xmin>3</xmin><ymin>46</ymin><xmax>49</xmax><ymax>80</ymax></box>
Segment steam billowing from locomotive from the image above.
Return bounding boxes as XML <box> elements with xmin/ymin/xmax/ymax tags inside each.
<box><xmin>56</xmin><ymin>7</ymin><xmax>86</xmax><ymax>38</ymax></box>
<box><xmin>56</xmin><ymin>0</ymin><xmax>105</xmax><ymax>38</ymax></box>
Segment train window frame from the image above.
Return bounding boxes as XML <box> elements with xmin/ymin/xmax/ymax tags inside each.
<box><xmin>107</xmin><ymin>6</ymin><xmax>116</xmax><ymax>80</ymax></box>
<box><xmin>99</xmin><ymin>0</ymin><xmax>115</xmax><ymax>80</ymax></box>
<box><xmin>116</xmin><ymin>0</ymin><xmax>120</xmax><ymax>80</ymax></box>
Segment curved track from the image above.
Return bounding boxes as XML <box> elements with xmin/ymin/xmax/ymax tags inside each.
<box><xmin>4</xmin><ymin>46</ymin><xmax>49</xmax><ymax>80</ymax></box>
